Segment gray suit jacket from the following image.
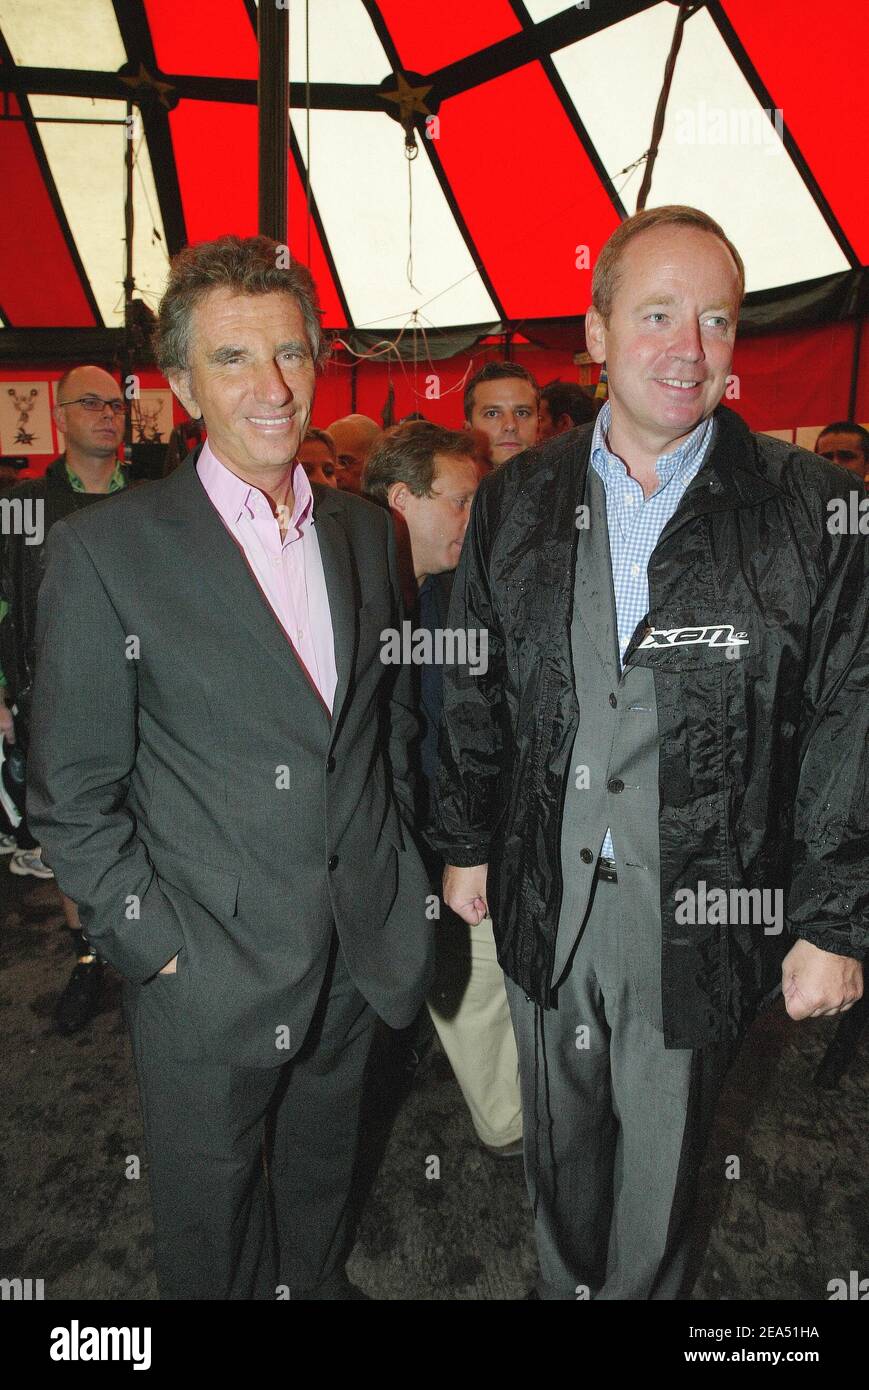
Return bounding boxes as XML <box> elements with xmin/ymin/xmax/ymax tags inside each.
<box><xmin>27</xmin><ymin>455</ymin><xmax>434</xmax><ymax>1066</ymax></box>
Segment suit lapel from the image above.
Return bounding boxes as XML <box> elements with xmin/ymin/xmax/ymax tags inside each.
<box><xmin>156</xmin><ymin>457</ymin><xmax>355</xmax><ymax>725</ymax></box>
<box><xmin>310</xmin><ymin>496</ymin><xmax>360</xmax><ymax>739</ymax></box>
<box><xmin>573</xmin><ymin>464</ymin><xmax>621</xmax><ymax>683</ymax></box>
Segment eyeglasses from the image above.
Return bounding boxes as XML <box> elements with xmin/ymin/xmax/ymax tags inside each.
<box><xmin>57</xmin><ymin>395</ymin><xmax>126</xmax><ymax>416</ymax></box>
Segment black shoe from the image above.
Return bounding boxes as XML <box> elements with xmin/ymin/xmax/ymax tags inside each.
<box><xmin>55</xmin><ymin>958</ymin><xmax>103</xmax><ymax>1035</ymax></box>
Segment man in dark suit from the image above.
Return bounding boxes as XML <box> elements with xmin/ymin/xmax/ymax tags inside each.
<box><xmin>27</xmin><ymin>235</ymin><xmax>434</xmax><ymax>1300</ymax></box>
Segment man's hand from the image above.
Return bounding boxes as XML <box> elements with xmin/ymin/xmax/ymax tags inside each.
<box><xmin>158</xmin><ymin>953</ymin><xmax>179</xmax><ymax>976</ymax></box>
<box><xmin>781</xmin><ymin>938</ymin><xmax>863</xmax><ymax>1020</ymax></box>
<box><xmin>443</xmin><ymin>863</ymin><xmax>489</xmax><ymax>926</ymax></box>
<box><xmin>0</xmin><ymin>688</ymin><xmax>14</xmax><ymax>745</ymax></box>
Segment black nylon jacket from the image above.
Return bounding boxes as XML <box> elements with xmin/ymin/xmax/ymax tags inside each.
<box><xmin>0</xmin><ymin>457</ymin><xmax>118</xmax><ymax>733</ymax></box>
<box><xmin>431</xmin><ymin>406</ymin><xmax>868</xmax><ymax>1047</ymax></box>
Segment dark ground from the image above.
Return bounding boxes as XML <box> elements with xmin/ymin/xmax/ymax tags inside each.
<box><xmin>1</xmin><ymin>869</ymin><xmax>865</xmax><ymax>1301</ymax></box>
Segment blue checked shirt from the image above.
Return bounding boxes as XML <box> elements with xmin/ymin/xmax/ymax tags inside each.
<box><xmin>590</xmin><ymin>401</ymin><xmax>715</xmax><ymax>861</ymax></box>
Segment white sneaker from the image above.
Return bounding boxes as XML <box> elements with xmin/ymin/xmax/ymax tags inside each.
<box><xmin>0</xmin><ymin>832</ymin><xmax>17</xmax><ymax>854</ymax></box>
<box><xmin>9</xmin><ymin>848</ymin><xmax>55</xmax><ymax>879</ymax></box>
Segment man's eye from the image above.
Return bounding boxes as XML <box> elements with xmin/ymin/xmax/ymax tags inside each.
<box><xmin>647</xmin><ymin>312</ymin><xmax>667</xmax><ymax>323</ymax></box>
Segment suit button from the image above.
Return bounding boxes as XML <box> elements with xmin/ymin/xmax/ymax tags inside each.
<box><xmin>607</xmin><ymin>778</ymin><xmax>624</xmax><ymax>794</ymax></box>
<box><xmin>328</xmin><ymin>854</ymin><xmax>339</xmax><ymax>871</ymax></box>
<box><xmin>580</xmin><ymin>848</ymin><xmax>594</xmax><ymax>864</ymax></box>
<box><xmin>326</xmin><ymin>755</ymin><xmax>336</xmax><ymax>773</ymax></box>
<box><xmin>608</xmin><ymin>693</ymin><xmax>617</xmax><ymax>708</ymax></box>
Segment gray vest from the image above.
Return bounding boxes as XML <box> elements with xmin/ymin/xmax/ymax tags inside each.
<box><xmin>552</xmin><ymin>466</ymin><xmax>664</xmax><ymax>1030</ymax></box>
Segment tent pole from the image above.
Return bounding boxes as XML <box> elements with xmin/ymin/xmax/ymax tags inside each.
<box><xmin>258</xmin><ymin>1</ymin><xmax>289</xmax><ymax>242</ymax></box>
<box><xmin>122</xmin><ymin>100</ymin><xmax>135</xmax><ymax>459</ymax></box>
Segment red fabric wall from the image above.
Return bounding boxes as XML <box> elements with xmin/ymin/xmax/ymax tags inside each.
<box><xmin>2</xmin><ymin>320</ymin><xmax>866</xmax><ymax>477</ymax></box>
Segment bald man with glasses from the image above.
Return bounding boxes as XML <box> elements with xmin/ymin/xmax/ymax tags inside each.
<box><xmin>0</xmin><ymin>364</ymin><xmax>128</xmax><ymax>1033</ymax></box>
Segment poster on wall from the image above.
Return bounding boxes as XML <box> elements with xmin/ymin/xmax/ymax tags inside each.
<box><xmin>0</xmin><ymin>381</ymin><xmax>54</xmax><ymax>455</ymax></box>
<box><xmin>131</xmin><ymin>389</ymin><xmax>174</xmax><ymax>445</ymax></box>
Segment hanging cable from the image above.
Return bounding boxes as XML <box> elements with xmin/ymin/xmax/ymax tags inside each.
<box><xmin>405</xmin><ymin>136</ymin><xmax>420</xmax><ymax>293</ymax></box>
<box><xmin>305</xmin><ymin>0</ymin><xmax>312</xmax><ymax>266</ymax></box>
<box><xmin>635</xmin><ymin>2</ymin><xmax>697</xmax><ymax>211</ymax></box>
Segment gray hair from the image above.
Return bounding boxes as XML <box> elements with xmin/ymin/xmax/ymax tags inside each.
<box><xmin>154</xmin><ymin>234</ymin><xmax>326</xmax><ymax>374</ymax></box>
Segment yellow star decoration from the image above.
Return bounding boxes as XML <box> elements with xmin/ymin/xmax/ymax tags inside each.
<box><xmin>379</xmin><ymin>72</ymin><xmax>433</xmax><ymax>125</ymax></box>
<box><xmin>120</xmin><ymin>64</ymin><xmax>175</xmax><ymax>109</ymax></box>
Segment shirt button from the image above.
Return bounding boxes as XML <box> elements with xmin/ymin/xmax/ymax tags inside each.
<box><xmin>580</xmin><ymin>848</ymin><xmax>594</xmax><ymax>864</ymax></box>
<box><xmin>609</xmin><ymin>693</ymin><xmax>617</xmax><ymax>708</ymax></box>
<box><xmin>630</xmin><ymin>563</ymin><xmax>641</xmax><ymax>578</ymax></box>
<box><xmin>607</xmin><ymin>778</ymin><xmax>625</xmax><ymax>794</ymax></box>
<box><xmin>328</xmin><ymin>854</ymin><xmax>339</xmax><ymax>871</ymax></box>
<box><xmin>326</xmin><ymin>755</ymin><xmax>336</xmax><ymax>773</ymax></box>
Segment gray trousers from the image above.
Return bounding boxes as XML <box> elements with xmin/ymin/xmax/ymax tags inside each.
<box><xmin>123</xmin><ymin>932</ymin><xmax>376</xmax><ymax>1300</ymax></box>
<box><xmin>505</xmin><ymin>876</ymin><xmax>737</xmax><ymax>1300</ymax></box>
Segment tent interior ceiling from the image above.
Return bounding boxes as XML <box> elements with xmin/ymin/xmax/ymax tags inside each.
<box><xmin>0</xmin><ymin>0</ymin><xmax>865</xmax><ymax>344</ymax></box>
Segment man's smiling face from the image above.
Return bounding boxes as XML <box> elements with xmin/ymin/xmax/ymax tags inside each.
<box><xmin>168</xmin><ymin>288</ymin><xmax>316</xmax><ymax>482</ymax></box>
<box><xmin>586</xmin><ymin>225</ymin><xmax>740</xmax><ymax>455</ymax></box>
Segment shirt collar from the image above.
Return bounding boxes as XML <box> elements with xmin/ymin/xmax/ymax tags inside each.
<box><xmin>197</xmin><ymin>438</ymin><xmax>313</xmax><ymax>536</ymax></box>
<box><xmin>591</xmin><ymin>400</ymin><xmax>713</xmax><ymax>489</ymax></box>
<box><xmin>65</xmin><ymin>458</ymin><xmax>127</xmax><ymax>493</ymax></box>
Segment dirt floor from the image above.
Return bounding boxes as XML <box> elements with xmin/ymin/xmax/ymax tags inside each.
<box><xmin>1</xmin><ymin>869</ymin><xmax>865</xmax><ymax>1301</ymax></box>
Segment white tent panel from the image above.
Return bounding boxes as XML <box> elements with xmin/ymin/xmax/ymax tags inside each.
<box><xmin>551</xmin><ymin>3</ymin><xmax>848</xmax><ymax>291</ymax></box>
<box><xmin>0</xmin><ymin>0</ymin><xmax>125</xmax><ymax>71</ymax></box>
<box><xmin>28</xmin><ymin>97</ymin><xmax>169</xmax><ymax>326</ymax></box>
<box><xmin>523</xmin><ymin>1</ymin><xmax>582</xmax><ymax>22</ymax></box>
<box><xmin>293</xmin><ymin>110</ymin><xmax>498</xmax><ymax>329</ymax></box>
<box><xmin>250</xmin><ymin>0</ymin><xmax>389</xmax><ymax>85</ymax></box>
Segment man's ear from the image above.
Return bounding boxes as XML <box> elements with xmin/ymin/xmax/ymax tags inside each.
<box><xmin>387</xmin><ymin>480</ymin><xmax>409</xmax><ymax>516</ymax></box>
<box><xmin>166</xmin><ymin>370</ymin><xmax>202</xmax><ymax>421</ymax></box>
<box><xmin>52</xmin><ymin>404</ymin><xmax>67</xmax><ymax>436</ymax></box>
<box><xmin>585</xmin><ymin>305</ymin><xmax>607</xmax><ymax>365</ymax></box>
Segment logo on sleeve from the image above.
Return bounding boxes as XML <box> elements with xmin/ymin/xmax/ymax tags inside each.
<box><xmin>638</xmin><ymin>624</ymin><xmax>749</xmax><ymax>650</ymax></box>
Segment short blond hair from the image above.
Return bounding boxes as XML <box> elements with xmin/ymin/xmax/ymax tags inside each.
<box><xmin>592</xmin><ymin>205</ymin><xmax>745</xmax><ymax>322</ymax></box>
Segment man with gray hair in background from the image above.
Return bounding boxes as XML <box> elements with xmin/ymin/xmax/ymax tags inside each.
<box><xmin>27</xmin><ymin>235</ymin><xmax>434</xmax><ymax>1300</ymax></box>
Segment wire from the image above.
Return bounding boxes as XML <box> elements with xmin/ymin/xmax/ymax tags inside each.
<box><xmin>305</xmin><ymin>0</ymin><xmax>312</xmax><ymax>266</ymax></box>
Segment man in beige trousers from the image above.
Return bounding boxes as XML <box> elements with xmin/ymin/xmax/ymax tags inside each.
<box><xmin>363</xmin><ymin>420</ymin><xmax>522</xmax><ymax>1156</ymax></box>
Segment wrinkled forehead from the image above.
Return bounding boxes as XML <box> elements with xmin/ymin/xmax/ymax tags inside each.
<box><xmin>191</xmin><ymin>287</ymin><xmax>309</xmax><ymax>348</ymax></box>
<box><xmin>615</xmin><ymin>226</ymin><xmax>741</xmax><ymax>309</ymax></box>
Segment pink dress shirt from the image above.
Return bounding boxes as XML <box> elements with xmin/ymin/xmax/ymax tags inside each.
<box><xmin>196</xmin><ymin>440</ymin><xmax>338</xmax><ymax>714</ymax></box>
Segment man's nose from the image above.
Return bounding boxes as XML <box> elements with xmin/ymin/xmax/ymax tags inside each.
<box><xmin>255</xmin><ymin>362</ymin><xmax>293</xmax><ymax>403</ymax></box>
<box><xmin>502</xmin><ymin>414</ymin><xmax>518</xmax><ymax>432</ymax></box>
<box><xmin>668</xmin><ymin>320</ymin><xmax>704</xmax><ymax>361</ymax></box>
